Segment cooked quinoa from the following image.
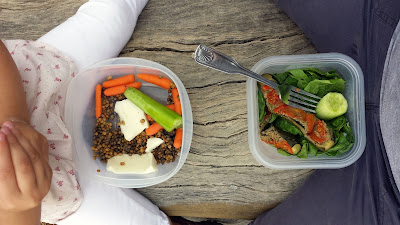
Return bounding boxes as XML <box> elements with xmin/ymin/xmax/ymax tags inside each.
<box><xmin>92</xmin><ymin>91</ymin><xmax>180</xmax><ymax>165</ymax></box>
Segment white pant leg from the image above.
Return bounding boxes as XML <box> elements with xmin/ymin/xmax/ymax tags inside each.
<box><xmin>38</xmin><ymin>1</ymin><xmax>170</xmax><ymax>224</ymax></box>
<box><xmin>38</xmin><ymin>0</ymin><xmax>148</xmax><ymax>70</ymax></box>
<box><xmin>57</xmin><ymin>173</ymin><xmax>170</xmax><ymax>225</ymax></box>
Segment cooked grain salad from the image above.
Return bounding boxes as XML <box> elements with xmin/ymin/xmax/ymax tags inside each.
<box><xmin>92</xmin><ymin>85</ymin><xmax>181</xmax><ymax>165</ymax></box>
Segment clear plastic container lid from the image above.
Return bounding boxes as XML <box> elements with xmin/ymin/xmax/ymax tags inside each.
<box><xmin>65</xmin><ymin>58</ymin><xmax>193</xmax><ymax>187</ymax></box>
<box><xmin>247</xmin><ymin>53</ymin><xmax>366</xmax><ymax>169</ymax></box>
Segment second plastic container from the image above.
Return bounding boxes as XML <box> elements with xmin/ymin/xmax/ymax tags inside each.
<box><xmin>247</xmin><ymin>53</ymin><xmax>366</xmax><ymax>169</ymax></box>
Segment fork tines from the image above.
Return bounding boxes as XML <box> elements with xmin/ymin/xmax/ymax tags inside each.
<box><xmin>287</xmin><ymin>86</ymin><xmax>321</xmax><ymax>114</ymax></box>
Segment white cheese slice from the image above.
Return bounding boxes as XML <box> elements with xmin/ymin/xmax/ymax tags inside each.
<box><xmin>145</xmin><ymin>137</ymin><xmax>164</xmax><ymax>153</ymax></box>
<box><xmin>114</xmin><ymin>99</ymin><xmax>149</xmax><ymax>141</ymax></box>
<box><xmin>106</xmin><ymin>153</ymin><xmax>158</xmax><ymax>174</ymax></box>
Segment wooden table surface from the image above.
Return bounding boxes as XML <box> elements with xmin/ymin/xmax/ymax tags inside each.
<box><xmin>0</xmin><ymin>0</ymin><xmax>317</xmax><ymax>221</ymax></box>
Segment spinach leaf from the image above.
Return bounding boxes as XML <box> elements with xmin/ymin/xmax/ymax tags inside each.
<box><xmin>303</xmin><ymin>79</ymin><xmax>346</xmax><ymax>97</ymax></box>
<box><xmin>336</xmin><ymin>143</ymin><xmax>354</xmax><ymax>155</ymax></box>
<box><xmin>283</xmin><ymin>76</ymin><xmax>299</xmax><ymax>87</ymax></box>
<box><xmin>273</xmin><ymin>117</ymin><xmax>303</xmax><ymax>136</ymax></box>
<box><xmin>327</xmin><ymin>115</ymin><xmax>348</xmax><ymax>131</ymax></box>
<box><xmin>288</xmin><ymin>69</ymin><xmax>311</xmax><ymax>82</ymax></box>
<box><xmin>278</xmin><ymin>84</ymin><xmax>290</xmax><ymax>104</ymax></box>
<box><xmin>306</xmin><ymin>71</ymin><xmax>322</xmax><ymax>81</ymax></box>
<box><xmin>303</xmin><ymin>68</ymin><xmax>326</xmax><ymax>75</ymax></box>
<box><xmin>272</xmin><ymin>72</ymin><xmax>289</xmax><ymax>84</ymax></box>
<box><xmin>326</xmin><ymin>132</ymin><xmax>353</xmax><ymax>155</ymax></box>
<box><xmin>297</xmin><ymin>80</ymin><xmax>309</xmax><ymax>89</ymax></box>
<box><xmin>333</xmin><ymin>130</ymin><xmax>341</xmax><ymax>144</ymax></box>
<box><xmin>282</xmin><ymin>69</ymin><xmax>312</xmax><ymax>89</ymax></box>
<box><xmin>258</xmin><ymin>88</ymin><xmax>266</xmax><ymax>123</ymax></box>
<box><xmin>297</xmin><ymin>141</ymin><xmax>309</xmax><ymax>158</ymax></box>
<box><xmin>308</xmin><ymin>143</ymin><xmax>319</xmax><ymax>156</ymax></box>
<box><xmin>269</xmin><ymin>113</ymin><xmax>278</xmax><ymax>124</ymax></box>
<box><xmin>277</xmin><ymin>149</ymin><xmax>291</xmax><ymax>156</ymax></box>
<box><xmin>343</xmin><ymin>123</ymin><xmax>354</xmax><ymax>143</ymax></box>
<box><xmin>303</xmin><ymin>68</ymin><xmax>341</xmax><ymax>79</ymax></box>
<box><xmin>325</xmin><ymin>116</ymin><xmax>354</xmax><ymax>155</ymax></box>
<box><xmin>324</xmin><ymin>70</ymin><xmax>341</xmax><ymax>79</ymax></box>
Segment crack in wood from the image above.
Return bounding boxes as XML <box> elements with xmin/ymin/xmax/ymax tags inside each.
<box><xmin>183</xmin><ymin>162</ymin><xmax>263</xmax><ymax>169</ymax></box>
<box><xmin>0</xmin><ymin>1</ymin><xmax>55</xmax><ymax>11</ymax></box>
<box><xmin>210</xmin><ymin>32</ymin><xmax>303</xmax><ymax>47</ymax></box>
<box><xmin>121</xmin><ymin>32</ymin><xmax>304</xmax><ymax>56</ymax></box>
<box><xmin>170</xmin><ymin>32</ymin><xmax>303</xmax><ymax>48</ymax></box>
<box><xmin>120</xmin><ymin>46</ymin><xmax>193</xmax><ymax>54</ymax></box>
<box><xmin>193</xmin><ymin>113</ymin><xmax>247</xmax><ymax>126</ymax></box>
<box><xmin>237</xmin><ymin>185</ymin><xmax>292</xmax><ymax>194</ymax></box>
<box><xmin>187</xmin><ymin>80</ymin><xmax>246</xmax><ymax>90</ymax></box>
<box><xmin>193</xmin><ymin>129</ymin><xmax>247</xmax><ymax>139</ymax></box>
<box><xmin>189</xmin><ymin>151</ymin><xmax>250</xmax><ymax>157</ymax></box>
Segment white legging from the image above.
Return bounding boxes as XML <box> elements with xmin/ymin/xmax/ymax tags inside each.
<box><xmin>39</xmin><ymin>0</ymin><xmax>142</xmax><ymax>71</ymax></box>
<box><xmin>38</xmin><ymin>1</ymin><xmax>170</xmax><ymax>224</ymax></box>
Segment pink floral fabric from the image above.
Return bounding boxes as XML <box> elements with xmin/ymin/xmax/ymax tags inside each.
<box><xmin>3</xmin><ymin>40</ymin><xmax>82</xmax><ymax>223</ymax></box>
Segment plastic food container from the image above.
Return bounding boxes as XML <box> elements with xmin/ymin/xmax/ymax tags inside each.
<box><xmin>247</xmin><ymin>53</ymin><xmax>366</xmax><ymax>169</ymax></box>
<box><xmin>65</xmin><ymin>58</ymin><xmax>193</xmax><ymax>188</ymax></box>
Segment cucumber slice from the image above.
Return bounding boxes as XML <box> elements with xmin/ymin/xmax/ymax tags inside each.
<box><xmin>316</xmin><ymin>92</ymin><xmax>348</xmax><ymax>120</ymax></box>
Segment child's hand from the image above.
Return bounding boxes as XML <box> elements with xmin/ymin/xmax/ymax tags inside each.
<box><xmin>0</xmin><ymin>121</ymin><xmax>52</xmax><ymax>212</ymax></box>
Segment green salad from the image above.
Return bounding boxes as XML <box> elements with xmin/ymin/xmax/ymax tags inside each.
<box><xmin>258</xmin><ymin>68</ymin><xmax>354</xmax><ymax>158</ymax></box>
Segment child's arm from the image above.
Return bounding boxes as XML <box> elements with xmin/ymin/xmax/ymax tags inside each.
<box><xmin>0</xmin><ymin>121</ymin><xmax>52</xmax><ymax>225</ymax></box>
<box><xmin>0</xmin><ymin>43</ymin><xmax>51</xmax><ymax>224</ymax></box>
<box><xmin>0</xmin><ymin>41</ymin><xmax>30</xmax><ymax>124</ymax></box>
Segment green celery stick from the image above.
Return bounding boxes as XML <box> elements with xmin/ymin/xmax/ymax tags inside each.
<box><xmin>124</xmin><ymin>87</ymin><xmax>182</xmax><ymax>132</ymax></box>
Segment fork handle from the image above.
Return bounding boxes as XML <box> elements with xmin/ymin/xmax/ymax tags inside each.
<box><xmin>194</xmin><ymin>45</ymin><xmax>278</xmax><ymax>89</ymax></box>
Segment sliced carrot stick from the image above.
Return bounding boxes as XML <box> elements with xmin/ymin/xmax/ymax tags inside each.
<box><xmin>146</xmin><ymin>114</ymin><xmax>153</xmax><ymax>121</ymax></box>
<box><xmin>166</xmin><ymin>104</ymin><xmax>175</xmax><ymax>111</ymax></box>
<box><xmin>145</xmin><ymin>123</ymin><xmax>163</xmax><ymax>136</ymax></box>
<box><xmin>95</xmin><ymin>84</ymin><xmax>102</xmax><ymax>118</ymax></box>
<box><xmin>173</xmin><ymin>128</ymin><xmax>183</xmax><ymax>148</ymax></box>
<box><xmin>171</xmin><ymin>88</ymin><xmax>182</xmax><ymax>115</ymax></box>
<box><xmin>104</xmin><ymin>82</ymin><xmax>142</xmax><ymax>96</ymax></box>
<box><xmin>102</xmin><ymin>74</ymin><xmax>135</xmax><ymax>88</ymax></box>
<box><xmin>137</xmin><ymin>74</ymin><xmax>172</xmax><ymax>89</ymax></box>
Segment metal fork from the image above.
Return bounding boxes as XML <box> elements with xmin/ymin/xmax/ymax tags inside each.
<box><xmin>193</xmin><ymin>45</ymin><xmax>321</xmax><ymax>113</ymax></box>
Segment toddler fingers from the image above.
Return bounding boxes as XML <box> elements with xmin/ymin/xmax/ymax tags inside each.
<box><xmin>11</xmin><ymin>127</ymin><xmax>48</xmax><ymax>191</ymax></box>
<box><xmin>41</xmin><ymin>162</ymin><xmax>53</xmax><ymax>194</ymax></box>
<box><xmin>39</xmin><ymin>135</ymin><xmax>49</xmax><ymax>162</ymax></box>
<box><xmin>5</xmin><ymin>127</ymin><xmax>37</xmax><ymax>194</ymax></box>
<box><xmin>0</xmin><ymin>130</ymin><xmax>19</xmax><ymax>196</ymax></box>
<box><xmin>12</xmin><ymin>122</ymin><xmax>49</xmax><ymax>158</ymax></box>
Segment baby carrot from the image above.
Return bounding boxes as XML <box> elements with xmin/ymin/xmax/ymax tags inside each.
<box><xmin>171</xmin><ymin>88</ymin><xmax>182</xmax><ymax>115</ymax></box>
<box><xmin>146</xmin><ymin>114</ymin><xmax>153</xmax><ymax>121</ymax></box>
<box><xmin>137</xmin><ymin>74</ymin><xmax>172</xmax><ymax>89</ymax></box>
<box><xmin>102</xmin><ymin>74</ymin><xmax>135</xmax><ymax>88</ymax></box>
<box><xmin>146</xmin><ymin>123</ymin><xmax>163</xmax><ymax>136</ymax></box>
<box><xmin>95</xmin><ymin>84</ymin><xmax>102</xmax><ymax>118</ymax></box>
<box><xmin>166</xmin><ymin>104</ymin><xmax>175</xmax><ymax>111</ymax></box>
<box><xmin>104</xmin><ymin>82</ymin><xmax>142</xmax><ymax>96</ymax></box>
<box><xmin>173</xmin><ymin>128</ymin><xmax>183</xmax><ymax>148</ymax></box>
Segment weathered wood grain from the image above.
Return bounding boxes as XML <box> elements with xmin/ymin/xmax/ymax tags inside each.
<box><xmin>0</xmin><ymin>0</ymin><xmax>317</xmax><ymax>221</ymax></box>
